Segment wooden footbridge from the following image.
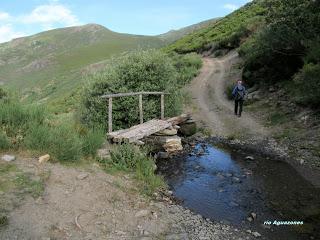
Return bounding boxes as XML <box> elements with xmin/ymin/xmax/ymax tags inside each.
<box><xmin>101</xmin><ymin>91</ymin><xmax>190</xmax><ymax>144</ymax></box>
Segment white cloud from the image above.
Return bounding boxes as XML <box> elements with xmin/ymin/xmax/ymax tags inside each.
<box><xmin>0</xmin><ymin>24</ymin><xmax>25</xmax><ymax>43</ymax></box>
<box><xmin>223</xmin><ymin>3</ymin><xmax>239</xmax><ymax>11</ymax></box>
<box><xmin>0</xmin><ymin>11</ymin><xmax>10</xmax><ymax>21</ymax></box>
<box><xmin>20</xmin><ymin>4</ymin><xmax>80</xmax><ymax>30</ymax></box>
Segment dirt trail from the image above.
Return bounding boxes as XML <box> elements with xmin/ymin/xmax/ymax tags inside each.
<box><xmin>0</xmin><ymin>157</ymin><xmax>254</xmax><ymax>240</ymax></box>
<box><xmin>188</xmin><ymin>51</ymin><xmax>268</xmax><ymax>139</ymax></box>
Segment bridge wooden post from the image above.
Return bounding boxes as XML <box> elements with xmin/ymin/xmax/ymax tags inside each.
<box><xmin>139</xmin><ymin>94</ymin><xmax>143</xmax><ymax>124</ymax></box>
<box><xmin>108</xmin><ymin>97</ymin><xmax>112</xmax><ymax>133</ymax></box>
<box><xmin>160</xmin><ymin>94</ymin><xmax>164</xmax><ymax>120</ymax></box>
<box><xmin>101</xmin><ymin>91</ymin><xmax>169</xmax><ymax>131</ymax></box>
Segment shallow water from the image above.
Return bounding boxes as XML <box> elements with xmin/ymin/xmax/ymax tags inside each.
<box><xmin>157</xmin><ymin>143</ymin><xmax>320</xmax><ymax>240</ymax></box>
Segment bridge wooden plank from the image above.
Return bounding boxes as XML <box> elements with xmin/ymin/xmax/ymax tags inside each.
<box><xmin>108</xmin><ymin>119</ymin><xmax>172</xmax><ymax>143</ymax></box>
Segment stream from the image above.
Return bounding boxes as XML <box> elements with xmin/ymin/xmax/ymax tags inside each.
<box><xmin>156</xmin><ymin>141</ymin><xmax>320</xmax><ymax>240</ymax></box>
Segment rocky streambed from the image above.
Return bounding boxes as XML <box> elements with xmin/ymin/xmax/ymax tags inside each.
<box><xmin>156</xmin><ymin>136</ymin><xmax>320</xmax><ymax>240</ymax></box>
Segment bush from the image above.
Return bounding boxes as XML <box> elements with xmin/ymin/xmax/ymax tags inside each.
<box><xmin>81</xmin><ymin>127</ymin><xmax>105</xmax><ymax>157</ymax></box>
<box><xmin>108</xmin><ymin>143</ymin><xmax>143</xmax><ymax>170</ymax></box>
<box><xmin>81</xmin><ymin>50</ymin><xmax>182</xmax><ymax>130</ymax></box>
<box><xmin>0</xmin><ymin>98</ymin><xmax>104</xmax><ymax>161</ymax></box>
<box><xmin>25</xmin><ymin>124</ymin><xmax>83</xmax><ymax>162</ymax></box>
<box><xmin>170</xmin><ymin>53</ymin><xmax>202</xmax><ymax>86</ymax></box>
<box><xmin>165</xmin><ymin>1</ymin><xmax>266</xmax><ymax>53</ymax></box>
<box><xmin>0</xmin><ymin>101</ymin><xmax>46</xmax><ymax>134</ymax></box>
<box><xmin>0</xmin><ymin>101</ymin><xmax>46</xmax><ymax>148</ymax></box>
<box><xmin>239</xmin><ymin>0</ymin><xmax>320</xmax><ymax>102</ymax></box>
<box><xmin>0</xmin><ymin>132</ymin><xmax>10</xmax><ymax>150</ymax></box>
<box><xmin>293</xmin><ymin>63</ymin><xmax>320</xmax><ymax>107</ymax></box>
<box><xmin>99</xmin><ymin>143</ymin><xmax>164</xmax><ymax>195</ymax></box>
<box><xmin>0</xmin><ymin>88</ymin><xmax>7</xmax><ymax>100</ymax></box>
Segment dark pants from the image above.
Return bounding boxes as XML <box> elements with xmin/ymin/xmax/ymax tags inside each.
<box><xmin>234</xmin><ymin>99</ymin><xmax>244</xmax><ymax>116</ymax></box>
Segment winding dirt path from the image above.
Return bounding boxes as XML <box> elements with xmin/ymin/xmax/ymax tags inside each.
<box><xmin>188</xmin><ymin>51</ymin><xmax>268</xmax><ymax>139</ymax></box>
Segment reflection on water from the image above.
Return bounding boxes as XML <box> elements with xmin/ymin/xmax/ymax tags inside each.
<box><xmin>157</xmin><ymin>143</ymin><xmax>320</xmax><ymax>240</ymax></box>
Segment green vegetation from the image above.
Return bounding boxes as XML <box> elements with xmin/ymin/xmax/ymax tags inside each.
<box><xmin>98</xmin><ymin>143</ymin><xmax>165</xmax><ymax>195</ymax></box>
<box><xmin>0</xmin><ymin>132</ymin><xmax>10</xmax><ymax>150</ymax></box>
<box><xmin>170</xmin><ymin>53</ymin><xmax>203</xmax><ymax>86</ymax></box>
<box><xmin>81</xmin><ymin>50</ymin><xmax>201</xmax><ymax>130</ymax></box>
<box><xmin>239</xmin><ymin>0</ymin><xmax>320</xmax><ymax>107</ymax></box>
<box><xmin>0</xmin><ymin>163</ymin><xmax>44</xmax><ymax>199</ymax></box>
<box><xmin>0</xmin><ymin>88</ymin><xmax>7</xmax><ymax>100</ymax></box>
<box><xmin>267</xmin><ymin>112</ymin><xmax>288</xmax><ymax>126</ymax></box>
<box><xmin>158</xmin><ymin>18</ymin><xmax>220</xmax><ymax>43</ymax></box>
<box><xmin>14</xmin><ymin>173</ymin><xmax>45</xmax><ymax>198</ymax></box>
<box><xmin>0</xmin><ymin>24</ymin><xmax>164</xmax><ymax>109</ymax></box>
<box><xmin>165</xmin><ymin>1</ymin><xmax>266</xmax><ymax>54</ymax></box>
<box><xmin>0</xmin><ymin>162</ymin><xmax>47</xmax><ymax>225</ymax></box>
<box><xmin>0</xmin><ymin>97</ymin><xmax>105</xmax><ymax>162</ymax></box>
<box><xmin>0</xmin><ymin>215</ymin><xmax>8</xmax><ymax>227</ymax></box>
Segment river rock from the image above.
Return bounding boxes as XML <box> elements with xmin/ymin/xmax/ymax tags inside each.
<box><xmin>1</xmin><ymin>155</ymin><xmax>16</xmax><ymax>162</ymax></box>
<box><xmin>163</xmin><ymin>136</ymin><xmax>183</xmax><ymax>153</ymax></box>
<box><xmin>179</xmin><ymin>122</ymin><xmax>197</xmax><ymax>136</ymax></box>
<box><xmin>245</xmin><ymin>156</ymin><xmax>254</xmax><ymax>161</ymax></box>
<box><xmin>38</xmin><ymin>154</ymin><xmax>50</xmax><ymax>163</ymax></box>
<box><xmin>154</xmin><ymin>128</ymin><xmax>177</xmax><ymax>136</ymax></box>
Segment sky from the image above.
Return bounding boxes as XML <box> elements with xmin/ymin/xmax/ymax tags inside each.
<box><xmin>0</xmin><ymin>0</ymin><xmax>251</xmax><ymax>43</ymax></box>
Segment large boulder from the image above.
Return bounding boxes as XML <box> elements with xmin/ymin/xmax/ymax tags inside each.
<box><xmin>144</xmin><ymin>135</ymin><xmax>183</xmax><ymax>153</ymax></box>
<box><xmin>179</xmin><ymin>121</ymin><xmax>197</xmax><ymax>136</ymax></box>
<box><xmin>163</xmin><ymin>136</ymin><xmax>183</xmax><ymax>152</ymax></box>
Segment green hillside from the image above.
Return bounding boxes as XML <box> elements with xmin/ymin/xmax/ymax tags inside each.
<box><xmin>0</xmin><ymin>24</ymin><xmax>164</xmax><ymax>108</ymax></box>
<box><xmin>165</xmin><ymin>0</ymin><xmax>266</xmax><ymax>54</ymax></box>
<box><xmin>158</xmin><ymin>18</ymin><xmax>220</xmax><ymax>43</ymax></box>
<box><xmin>165</xmin><ymin>0</ymin><xmax>320</xmax><ymax>108</ymax></box>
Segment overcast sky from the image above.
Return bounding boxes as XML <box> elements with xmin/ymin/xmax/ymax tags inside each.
<box><xmin>0</xmin><ymin>0</ymin><xmax>251</xmax><ymax>43</ymax></box>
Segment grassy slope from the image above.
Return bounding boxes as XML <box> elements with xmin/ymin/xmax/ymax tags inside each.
<box><xmin>158</xmin><ymin>18</ymin><xmax>220</xmax><ymax>43</ymax></box>
<box><xmin>165</xmin><ymin>0</ymin><xmax>266</xmax><ymax>54</ymax></box>
<box><xmin>0</xmin><ymin>24</ymin><xmax>164</xmax><ymax>109</ymax></box>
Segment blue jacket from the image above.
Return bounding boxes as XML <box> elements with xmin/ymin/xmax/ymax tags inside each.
<box><xmin>232</xmin><ymin>84</ymin><xmax>246</xmax><ymax>99</ymax></box>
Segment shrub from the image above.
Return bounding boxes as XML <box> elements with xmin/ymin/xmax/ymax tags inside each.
<box><xmin>24</xmin><ymin>123</ymin><xmax>83</xmax><ymax>162</ymax></box>
<box><xmin>0</xmin><ymin>101</ymin><xmax>46</xmax><ymax>134</ymax></box>
<box><xmin>293</xmin><ymin>63</ymin><xmax>320</xmax><ymax>107</ymax></box>
<box><xmin>135</xmin><ymin>156</ymin><xmax>164</xmax><ymax>195</ymax></box>
<box><xmin>240</xmin><ymin>0</ymin><xmax>320</xmax><ymax>101</ymax></box>
<box><xmin>0</xmin><ymin>97</ymin><xmax>104</xmax><ymax>161</ymax></box>
<box><xmin>99</xmin><ymin>143</ymin><xmax>164</xmax><ymax>195</ymax></box>
<box><xmin>81</xmin><ymin>126</ymin><xmax>105</xmax><ymax>157</ymax></box>
<box><xmin>165</xmin><ymin>1</ymin><xmax>266</xmax><ymax>53</ymax></box>
<box><xmin>170</xmin><ymin>53</ymin><xmax>202</xmax><ymax>86</ymax></box>
<box><xmin>81</xmin><ymin>50</ymin><xmax>182</xmax><ymax>130</ymax></box>
<box><xmin>108</xmin><ymin>143</ymin><xmax>142</xmax><ymax>170</ymax></box>
<box><xmin>0</xmin><ymin>132</ymin><xmax>10</xmax><ymax>150</ymax></box>
<box><xmin>0</xmin><ymin>88</ymin><xmax>7</xmax><ymax>100</ymax></box>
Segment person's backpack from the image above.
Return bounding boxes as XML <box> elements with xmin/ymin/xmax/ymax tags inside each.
<box><xmin>235</xmin><ymin>86</ymin><xmax>245</xmax><ymax>100</ymax></box>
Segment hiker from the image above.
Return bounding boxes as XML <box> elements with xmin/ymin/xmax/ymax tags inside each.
<box><xmin>232</xmin><ymin>80</ymin><xmax>246</xmax><ymax>117</ymax></box>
